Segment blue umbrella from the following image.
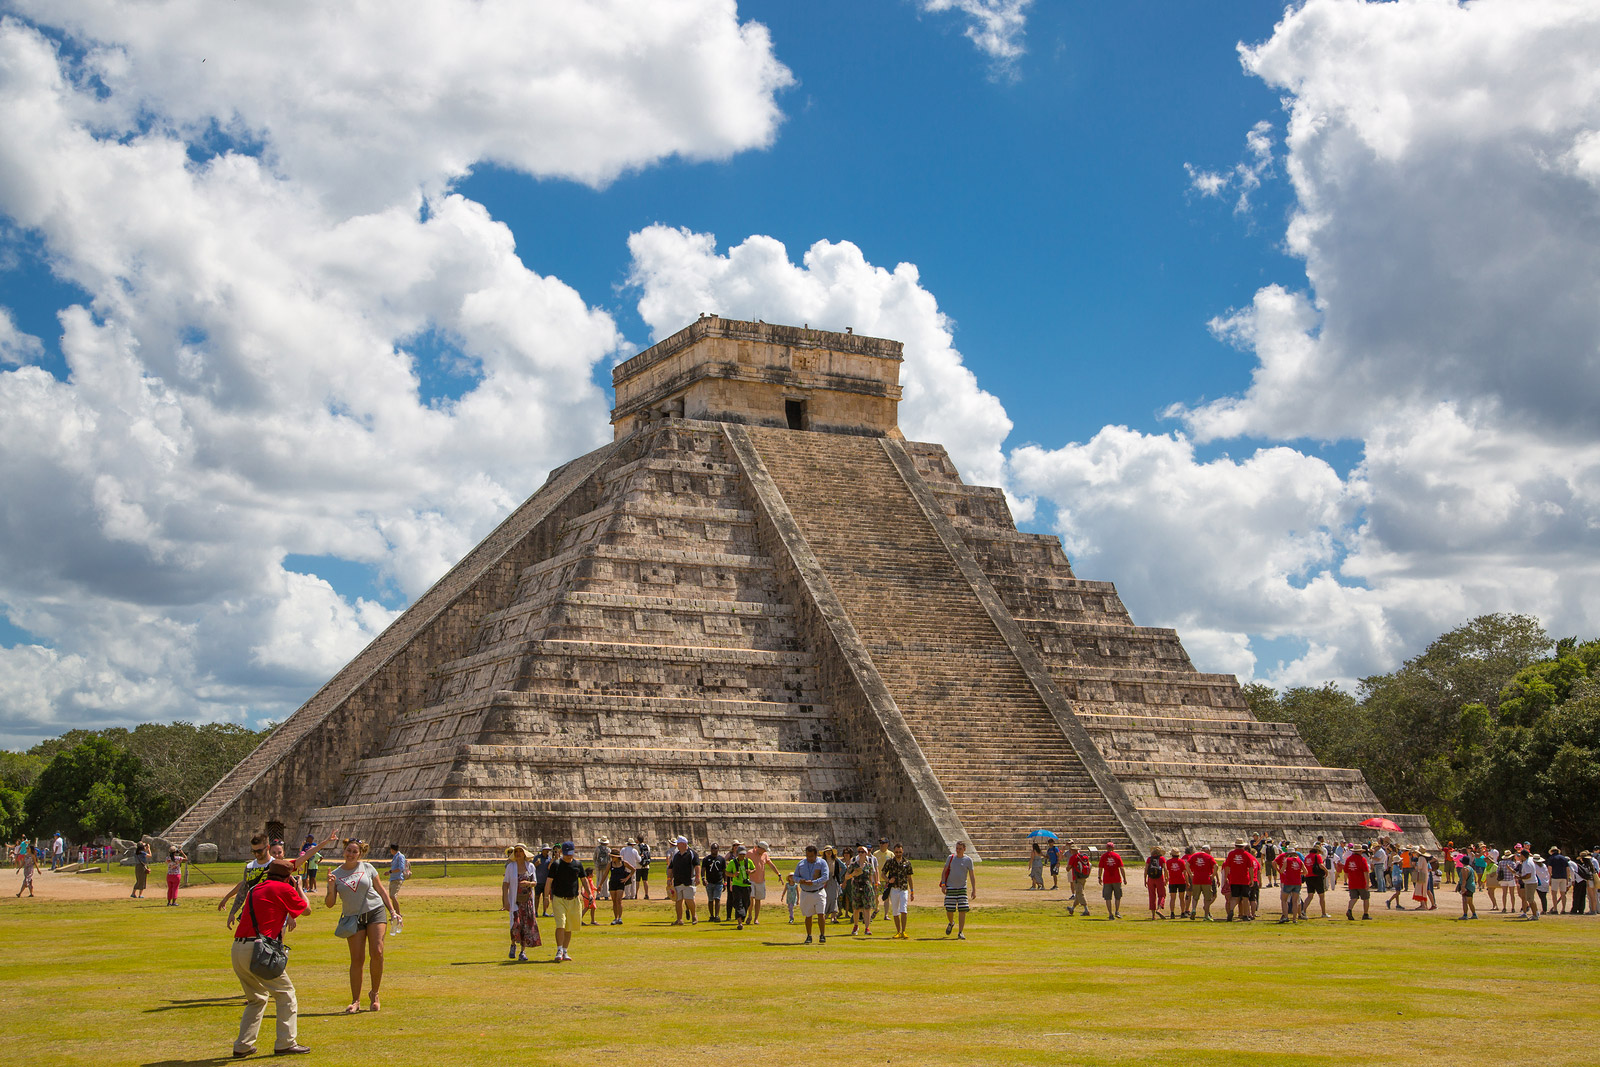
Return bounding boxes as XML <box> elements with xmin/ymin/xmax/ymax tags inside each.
<box><xmin>1026</xmin><ymin>830</ymin><xmax>1058</xmax><ymax>839</ymax></box>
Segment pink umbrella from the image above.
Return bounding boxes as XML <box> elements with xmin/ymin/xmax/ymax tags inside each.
<box><xmin>1360</xmin><ymin>817</ymin><xmax>1403</xmax><ymax>833</ymax></box>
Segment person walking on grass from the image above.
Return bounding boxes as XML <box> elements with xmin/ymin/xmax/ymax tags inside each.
<box><xmin>548</xmin><ymin>842</ymin><xmax>584</xmax><ymax>962</ymax></box>
<box><xmin>794</xmin><ymin>845</ymin><xmax>830</xmax><ymax>944</ymax></box>
<box><xmin>702</xmin><ymin>844</ymin><xmax>726</xmax><ymax>922</ymax></box>
<box><xmin>230</xmin><ymin>858</ymin><xmax>310</xmax><ymax>1057</ymax></box>
<box><xmin>726</xmin><ymin>845</ymin><xmax>754</xmax><ymax>929</ymax></box>
<box><xmin>1341</xmin><ymin>844</ymin><xmax>1373</xmax><ymax>921</ymax></box>
<box><xmin>1028</xmin><ymin>842</ymin><xmax>1046</xmax><ymax>890</ymax></box>
<box><xmin>1456</xmin><ymin>852</ymin><xmax>1478</xmax><ymax>919</ymax></box>
<box><xmin>1143</xmin><ymin>847</ymin><xmax>1167</xmax><ymax>919</ymax></box>
<box><xmin>1066</xmin><ymin>844</ymin><xmax>1092</xmax><ymax>916</ymax></box>
<box><xmin>621</xmin><ymin>839</ymin><xmax>642</xmax><ymax>901</ymax></box>
<box><xmin>1185</xmin><ymin>845</ymin><xmax>1218</xmax><ymax>921</ymax></box>
<box><xmin>784</xmin><ymin>874</ymin><xmax>799</xmax><ymax>922</ymax></box>
<box><xmin>881</xmin><ymin>843</ymin><xmax>914</xmax><ymax>939</ymax></box>
<box><xmin>1097</xmin><ymin>841</ymin><xmax>1125</xmax><ymax>920</ymax></box>
<box><xmin>845</xmin><ymin>845</ymin><xmax>875</xmax><ymax>935</ymax></box>
<box><xmin>165</xmin><ymin>847</ymin><xmax>189</xmax><ymax>906</ymax></box>
<box><xmin>1548</xmin><ymin>847</ymin><xmax>1571</xmax><ymax>913</ymax></box>
<box><xmin>1275</xmin><ymin>845</ymin><xmax>1306</xmax><ymax>922</ymax></box>
<box><xmin>328</xmin><ymin>839</ymin><xmax>400</xmax><ymax>1011</ymax></box>
<box><xmin>607</xmin><ymin>847</ymin><xmax>636</xmax><ymax>924</ymax></box>
<box><xmin>386</xmin><ymin>844</ymin><xmax>411</xmax><ymax>914</ymax></box>
<box><xmin>635</xmin><ymin>834</ymin><xmax>653</xmax><ymax>900</ymax></box>
<box><xmin>748</xmin><ymin>840</ymin><xmax>784</xmax><ymax>925</ymax></box>
<box><xmin>131</xmin><ymin>841</ymin><xmax>149</xmax><ymax>899</ymax></box>
<box><xmin>1162</xmin><ymin>847</ymin><xmax>1190</xmax><ymax>918</ymax></box>
<box><xmin>1303</xmin><ymin>845</ymin><xmax>1330</xmax><ymax>918</ymax></box>
<box><xmin>941</xmin><ymin>840</ymin><xmax>978</xmax><ymax>938</ymax></box>
<box><xmin>1223</xmin><ymin>839</ymin><xmax>1256</xmax><ymax>922</ymax></box>
<box><xmin>666</xmin><ymin>836</ymin><xmax>699</xmax><ymax>925</ymax></box>
<box><xmin>503</xmin><ymin>844</ymin><xmax>540</xmax><ymax>958</ymax></box>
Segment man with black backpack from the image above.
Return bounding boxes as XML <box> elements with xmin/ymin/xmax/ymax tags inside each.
<box><xmin>231</xmin><ymin>858</ymin><xmax>309</xmax><ymax>1057</ymax></box>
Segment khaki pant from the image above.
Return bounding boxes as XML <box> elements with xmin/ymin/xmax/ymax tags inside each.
<box><xmin>231</xmin><ymin>939</ymin><xmax>297</xmax><ymax>1053</ymax></box>
<box><xmin>1070</xmin><ymin>877</ymin><xmax>1089</xmax><ymax>910</ymax></box>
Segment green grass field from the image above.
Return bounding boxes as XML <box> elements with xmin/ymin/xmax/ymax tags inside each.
<box><xmin>3</xmin><ymin>860</ymin><xmax>1596</xmax><ymax>1066</ymax></box>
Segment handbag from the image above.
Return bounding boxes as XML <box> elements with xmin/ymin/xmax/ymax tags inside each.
<box><xmin>334</xmin><ymin>913</ymin><xmax>361</xmax><ymax>938</ymax></box>
<box><xmin>244</xmin><ymin>884</ymin><xmax>290</xmax><ymax>980</ymax></box>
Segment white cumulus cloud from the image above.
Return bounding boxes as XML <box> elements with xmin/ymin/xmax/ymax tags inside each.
<box><xmin>0</xmin><ymin>4</ymin><xmax>790</xmax><ymax>744</ymax></box>
<box><xmin>918</xmin><ymin>0</ymin><xmax>1033</xmax><ymax>71</ymax></box>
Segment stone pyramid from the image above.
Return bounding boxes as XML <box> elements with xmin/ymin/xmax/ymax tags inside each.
<box><xmin>167</xmin><ymin>317</ymin><xmax>1433</xmax><ymax>859</ymax></box>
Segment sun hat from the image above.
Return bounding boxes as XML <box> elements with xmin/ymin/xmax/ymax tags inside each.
<box><xmin>756</xmin><ymin>840</ymin><xmax>770</xmax><ymax>850</ymax></box>
<box><xmin>675</xmin><ymin>835</ymin><xmax>688</xmax><ymax>845</ymax></box>
<box><xmin>506</xmin><ymin>843</ymin><xmax>533</xmax><ymax>857</ymax></box>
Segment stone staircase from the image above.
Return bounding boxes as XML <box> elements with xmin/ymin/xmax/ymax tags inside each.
<box><xmin>307</xmin><ymin>422</ymin><xmax>879</xmax><ymax>855</ymax></box>
<box><xmin>903</xmin><ymin>439</ymin><xmax>1437</xmax><ymax>850</ymax></box>
<box><xmin>745</xmin><ymin>427</ymin><xmax>1139</xmax><ymax>857</ymax></box>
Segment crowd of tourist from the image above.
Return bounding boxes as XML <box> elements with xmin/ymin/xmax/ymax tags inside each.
<box><xmin>1023</xmin><ymin>835</ymin><xmax>1600</xmax><ymax>924</ymax></box>
<box><xmin>10</xmin><ymin>824</ymin><xmax>1599</xmax><ymax>1057</ymax></box>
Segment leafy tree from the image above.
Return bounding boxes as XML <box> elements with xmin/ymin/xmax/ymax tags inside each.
<box><xmin>23</xmin><ymin>736</ymin><xmax>155</xmax><ymax>840</ymax></box>
<box><xmin>0</xmin><ymin>749</ymin><xmax>46</xmax><ymax>792</ymax></box>
<box><xmin>76</xmin><ymin>780</ymin><xmax>140</xmax><ymax>839</ymax></box>
<box><xmin>1458</xmin><ymin>696</ymin><xmax>1600</xmax><ymax>846</ymax></box>
<box><xmin>0</xmin><ymin>786</ymin><xmax>25</xmax><ymax>841</ymax></box>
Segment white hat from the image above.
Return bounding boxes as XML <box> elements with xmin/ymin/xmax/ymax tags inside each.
<box><xmin>675</xmin><ymin>835</ymin><xmax>688</xmax><ymax>845</ymax></box>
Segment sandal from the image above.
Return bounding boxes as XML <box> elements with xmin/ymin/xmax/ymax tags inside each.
<box><xmin>344</xmin><ymin>1003</ymin><xmax>361</xmax><ymax>1015</ymax></box>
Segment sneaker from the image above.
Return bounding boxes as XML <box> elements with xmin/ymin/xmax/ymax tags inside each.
<box><xmin>804</xmin><ymin>936</ymin><xmax>813</xmax><ymax>944</ymax></box>
<box><xmin>508</xmin><ymin>945</ymin><xmax>516</xmax><ymax>959</ymax></box>
<box><xmin>518</xmin><ymin>952</ymin><xmax>528</xmax><ymax>962</ymax></box>
<box><xmin>1346</xmin><ymin>911</ymin><xmax>1354</xmax><ymax>921</ymax></box>
<box><xmin>818</xmin><ymin>934</ymin><xmax>826</xmax><ymax>943</ymax></box>
<box><xmin>956</xmin><ymin>933</ymin><xmax>966</xmax><ymax>940</ymax></box>
<box><xmin>945</xmin><ymin>921</ymin><xmax>953</xmax><ymax>935</ymax></box>
<box><xmin>1361</xmin><ymin>915</ymin><xmax>1372</xmax><ymax>921</ymax></box>
<box><xmin>736</xmin><ymin>922</ymin><xmax>743</xmax><ymax>930</ymax></box>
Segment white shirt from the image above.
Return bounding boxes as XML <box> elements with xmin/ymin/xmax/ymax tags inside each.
<box><xmin>621</xmin><ymin>845</ymin><xmax>641</xmax><ymax>870</ymax></box>
<box><xmin>1520</xmin><ymin>857</ymin><xmax>1537</xmax><ymax>884</ymax></box>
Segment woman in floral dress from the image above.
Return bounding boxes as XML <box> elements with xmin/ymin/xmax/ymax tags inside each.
<box><xmin>502</xmin><ymin>844</ymin><xmax>541</xmax><ymax>961</ymax></box>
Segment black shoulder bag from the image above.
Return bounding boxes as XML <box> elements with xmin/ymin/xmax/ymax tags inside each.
<box><xmin>245</xmin><ymin>883</ymin><xmax>290</xmax><ymax>980</ymax></box>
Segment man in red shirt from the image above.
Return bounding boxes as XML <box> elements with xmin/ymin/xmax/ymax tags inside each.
<box><xmin>1276</xmin><ymin>846</ymin><xmax>1308</xmax><ymax>923</ymax></box>
<box><xmin>1222</xmin><ymin>839</ymin><xmax>1257</xmax><ymax>922</ymax></box>
<box><xmin>1341</xmin><ymin>844</ymin><xmax>1373</xmax><ymax>921</ymax></box>
<box><xmin>1065</xmin><ymin>844</ymin><xmax>1092</xmax><ymax>917</ymax></box>
<box><xmin>1163</xmin><ymin>848</ymin><xmax>1190</xmax><ymax>919</ymax></box>
<box><xmin>1185</xmin><ymin>845</ymin><xmax>1218</xmax><ymax>921</ymax></box>
<box><xmin>1097</xmin><ymin>840</ymin><xmax>1125</xmax><ymax>920</ymax></box>
<box><xmin>231</xmin><ymin>859</ymin><xmax>310</xmax><ymax>1056</ymax></box>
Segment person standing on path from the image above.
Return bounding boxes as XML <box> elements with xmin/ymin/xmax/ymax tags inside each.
<box><xmin>748</xmin><ymin>840</ymin><xmax>783</xmax><ymax>925</ymax></box>
<box><xmin>165</xmin><ymin>847</ymin><xmax>188</xmax><ymax>906</ymax></box>
<box><xmin>15</xmin><ymin>846</ymin><xmax>35</xmax><ymax>897</ymax></box>
<box><xmin>794</xmin><ymin>845</ymin><xmax>830</xmax><ymax>944</ymax></box>
<box><xmin>386</xmin><ymin>844</ymin><xmax>411</xmax><ymax>914</ymax></box>
<box><xmin>1028</xmin><ymin>842</ymin><xmax>1046</xmax><ymax>890</ymax></box>
<box><xmin>1065</xmin><ymin>844</ymin><xmax>1092</xmax><ymax>916</ymax></box>
<box><xmin>327</xmin><ymin>839</ymin><xmax>400</xmax><ymax>1010</ymax></box>
<box><xmin>606</xmin><ymin>847</ymin><xmax>635</xmax><ymax>924</ymax></box>
<box><xmin>881</xmin><ymin>844</ymin><xmax>914</xmax><ymax>939</ymax></box>
<box><xmin>1302</xmin><ymin>846</ymin><xmax>1329</xmax><ymax>918</ymax></box>
<box><xmin>532</xmin><ymin>845</ymin><xmax>552</xmax><ymax>917</ymax></box>
<box><xmin>547</xmin><ymin>842</ymin><xmax>584</xmax><ymax>962</ymax></box>
<box><xmin>666</xmin><ymin>836</ymin><xmax>700</xmax><ymax>925</ymax></box>
<box><xmin>844</xmin><ymin>845</ymin><xmax>875</xmax><ymax>935</ymax></box>
<box><xmin>230</xmin><ymin>858</ymin><xmax>310</xmax><ymax>1057</ymax></box>
<box><xmin>1275</xmin><ymin>845</ymin><xmax>1307</xmax><ymax>922</ymax></box>
<box><xmin>1046</xmin><ymin>840</ymin><xmax>1061</xmax><ymax>890</ymax></box>
<box><xmin>51</xmin><ymin>832</ymin><xmax>64</xmax><ymax>871</ymax></box>
<box><xmin>726</xmin><ymin>845</ymin><xmax>754</xmax><ymax>929</ymax></box>
<box><xmin>131</xmin><ymin>842</ymin><xmax>149</xmax><ymax>899</ymax></box>
<box><xmin>822</xmin><ymin>846</ymin><xmax>843</xmax><ymax>920</ymax></box>
<box><xmin>593</xmin><ymin>838</ymin><xmax>611</xmax><ymax>899</ymax></box>
<box><xmin>303</xmin><ymin>843</ymin><xmax>319</xmax><ymax>893</ymax></box>
<box><xmin>940</xmin><ymin>841</ymin><xmax>977</xmax><ymax>938</ymax></box>
<box><xmin>1096</xmin><ymin>841</ymin><xmax>1125</xmax><ymax>920</ymax></box>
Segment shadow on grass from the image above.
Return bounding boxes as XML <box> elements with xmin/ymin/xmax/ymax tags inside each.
<box><xmin>141</xmin><ymin>1058</ymin><xmax>241</xmax><ymax>1066</ymax></box>
<box><xmin>144</xmin><ymin>997</ymin><xmax>244</xmax><ymax>1013</ymax></box>
<box><xmin>448</xmin><ymin>958</ymin><xmax>558</xmax><ymax>966</ymax></box>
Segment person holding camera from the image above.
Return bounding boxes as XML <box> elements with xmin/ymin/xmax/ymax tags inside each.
<box><xmin>231</xmin><ymin>858</ymin><xmax>310</xmax><ymax>1056</ymax></box>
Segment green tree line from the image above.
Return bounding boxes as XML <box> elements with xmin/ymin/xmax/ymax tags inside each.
<box><xmin>0</xmin><ymin>721</ymin><xmax>273</xmax><ymax>842</ymax></box>
<box><xmin>1246</xmin><ymin>613</ymin><xmax>1600</xmax><ymax>846</ymax></box>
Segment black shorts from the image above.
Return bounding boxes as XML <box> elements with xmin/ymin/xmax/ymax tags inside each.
<box><xmin>1305</xmin><ymin>875</ymin><xmax>1326</xmax><ymax>893</ymax></box>
<box><xmin>1230</xmin><ymin>884</ymin><xmax>1251</xmax><ymax>899</ymax></box>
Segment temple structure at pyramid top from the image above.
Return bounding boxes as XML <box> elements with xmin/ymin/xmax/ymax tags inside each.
<box><xmin>167</xmin><ymin>316</ymin><xmax>1434</xmax><ymax>860</ymax></box>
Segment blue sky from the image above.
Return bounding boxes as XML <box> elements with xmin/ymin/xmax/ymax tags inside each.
<box><xmin>1</xmin><ymin>0</ymin><xmax>1597</xmax><ymax>745</ymax></box>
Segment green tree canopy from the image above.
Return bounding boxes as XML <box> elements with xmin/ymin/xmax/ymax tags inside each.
<box><xmin>24</xmin><ymin>736</ymin><xmax>155</xmax><ymax>840</ymax></box>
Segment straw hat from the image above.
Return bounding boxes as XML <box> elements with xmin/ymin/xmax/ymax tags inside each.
<box><xmin>505</xmin><ymin>843</ymin><xmax>533</xmax><ymax>858</ymax></box>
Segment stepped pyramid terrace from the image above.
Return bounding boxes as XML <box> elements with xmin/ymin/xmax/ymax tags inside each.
<box><xmin>167</xmin><ymin>317</ymin><xmax>1435</xmax><ymax>860</ymax></box>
